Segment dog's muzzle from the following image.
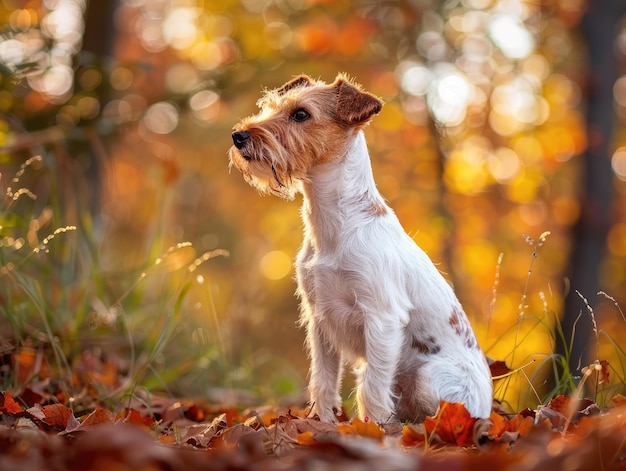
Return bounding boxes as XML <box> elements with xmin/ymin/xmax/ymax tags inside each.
<box><xmin>232</xmin><ymin>131</ymin><xmax>250</xmax><ymax>149</ymax></box>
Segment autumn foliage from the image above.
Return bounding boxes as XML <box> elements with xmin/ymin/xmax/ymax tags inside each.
<box><xmin>1</xmin><ymin>350</ymin><xmax>625</xmax><ymax>470</ymax></box>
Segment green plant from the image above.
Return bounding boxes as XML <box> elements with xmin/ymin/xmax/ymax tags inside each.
<box><xmin>487</xmin><ymin>232</ymin><xmax>626</xmax><ymax>412</ymax></box>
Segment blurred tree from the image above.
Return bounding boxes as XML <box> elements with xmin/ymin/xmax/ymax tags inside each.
<box><xmin>78</xmin><ymin>0</ymin><xmax>119</xmax><ymax>217</ymax></box>
<box><xmin>559</xmin><ymin>0</ymin><xmax>626</xmax><ymax>375</ymax></box>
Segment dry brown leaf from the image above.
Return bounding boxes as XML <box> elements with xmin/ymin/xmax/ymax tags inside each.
<box><xmin>79</xmin><ymin>406</ymin><xmax>114</xmax><ymax>428</ymax></box>
<box><xmin>41</xmin><ymin>403</ymin><xmax>74</xmax><ymax>429</ymax></box>
<box><xmin>488</xmin><ymin>359</ymin><xmax>512</xmax><ymax>378</ymax></box>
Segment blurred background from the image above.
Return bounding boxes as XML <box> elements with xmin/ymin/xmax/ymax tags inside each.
<box><xmin>1</xmin><ymin>0</ymin><xmax>625</xmax><ymax>411</ymax></box>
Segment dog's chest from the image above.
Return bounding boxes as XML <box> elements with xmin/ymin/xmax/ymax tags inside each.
<box><xmin>300</xmin><ymin>258</ymin><xmax>369</xmax><ymax>358</ymax></box>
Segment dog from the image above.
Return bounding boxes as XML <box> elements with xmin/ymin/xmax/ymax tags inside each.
<box><xmin>229</xmin><ymin>73</ymin><xmax>493</xmax><ymax>423</ymax></box>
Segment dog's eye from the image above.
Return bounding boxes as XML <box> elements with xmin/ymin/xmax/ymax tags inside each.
<box><xmin>291</xmin><ymin>109</ymin><xmax>310</xmax><ymax>122</ymax></box>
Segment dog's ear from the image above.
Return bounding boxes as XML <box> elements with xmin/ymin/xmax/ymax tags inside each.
<box><xmin>276</xmin><ymin>75</ymin><xmax>313</xmax><ymax>95</ymax></box>
<box><xmin>334</xmin><ymin>75</ymin><xmax>383</xmax><ymax>125</ymax></box>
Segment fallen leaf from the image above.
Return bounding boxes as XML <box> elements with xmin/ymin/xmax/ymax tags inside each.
<box><xmin>79</xmin><ymin>407</ymin><xmax>114</xmax><ymax>428</ymax></box>
<box><xmin>535</xmin><ymin>405</ymin><xmax>567</xmax><ymax>431</ymax></box>
<box><xmin>609</xmin><ymin>393</ymin><xmax>626</xmax><ymax>408</ymax></box>
<box><xmin>401</xmin><ymin>424</ymin><xmax>425</xmax><ymax>448</ymax></box>
<box><xmin>12</xmin><ymin>343</ymin><xmax>50</xmax><ymax>384</ymax></box>
<box><xmin>271</xmin><ymin>419</ymin><xmax>299</xmax><ymax>457</ymax></box>
<box><xmin>510</xmin><ymin>413</ymin><xmax>535</xmax><ymax>437</ymax></box>
<box><xmin>338</xmin><ymin>417</ymin><xmax>385</xmax><ymax>441</ymax></box>
<box><xmin>546</xmin><ymin>395</ymin><xmax>595</xmax><ymax>416</ymax></box>
<box><xmin>296</xmin><ymin>430</ymin><xmax>316</xmax><ymax>445</ymax></box>
<box><xmin>0</xmin><ymin>392</ymin><xmax>23</xmax><ymax>415</ymax></box>
<box><xmin>488</xmin><ymin>359</ymin><xmax>512</xmax><ymax>378</ymax></box>
<box><xmin>17</xmin><ymin>387</ymin><xmax>44</xmax><ymax>408</ymax></box>
<box><xmin>118</xmin><ymin>407</ymin><xmax>156</xmax><ymax>428</ymax></box>
<box><xmin>293</xmin><ymin>417</ymin><xmax>342</xmax><ymax>443</ymax></box>
<box><xmin>487</xmin><ymin>411</ymin><xmax>509</xmax><ymax>438</ymax></box>
<box><xmin>41</xmin><ymin>403</ymin><xmax>74</xmax><ymax>429</ymax></box>
<box><xmin>518</xmin><ymin>408</ymin><xmax>536</xmax><ymax>418</ymax></box>
<box><xmin>423</xmin><ymin>401</ymin><xmax>477</xmax><ymax>447</ymax></box>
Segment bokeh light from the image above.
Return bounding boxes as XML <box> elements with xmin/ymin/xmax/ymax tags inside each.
<box><xmin>142</xmin><ymin>101</ymin><xmax>179</xmax><ymax>134</ymax></box>
<box><xmin>260</xmin><ymin>250</ymin><xmax>292</xmax><ymax>281</ymax></box>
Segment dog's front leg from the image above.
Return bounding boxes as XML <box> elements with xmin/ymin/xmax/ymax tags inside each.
<box><xmin>355</xmin><ymin>317</ymin><xmax>402</xmax><ymax>423</ymax></box>
<box><xmin>306</xmin><ymin>320</ymin><xmax>343</xmax><ymax>423</ymax></box>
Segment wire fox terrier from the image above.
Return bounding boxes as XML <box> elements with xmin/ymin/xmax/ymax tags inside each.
<box><xmin>229</xmin><ymin>73</ymin><xmax>493</xmax><ymax>423</ymax></box>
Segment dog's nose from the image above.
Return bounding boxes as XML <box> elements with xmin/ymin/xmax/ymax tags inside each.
<box><xmin>232</xmin><ymin>131</ymin><xmax>250</xmax><ymax>149</ymax></box>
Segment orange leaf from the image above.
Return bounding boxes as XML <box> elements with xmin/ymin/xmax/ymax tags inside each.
<box><xmin>509</xmin><ymin>414</ymin><xmax>535</xmax><ymax>437</ymax></box>
<box><xmin>401</xmin><ymin>424</ymin><xmax>425</xmax><ymax>448</ymax></box>
<box><xmin>159</xmin><ymin>434</ymin><xmax>177</xmax><ymax>444</ymax></box>
<box><xmin>185</xmin><ymin>403</ymin><xmax>206</xmax><ymax>422</ymax></box>
<box><xmin>337</xmin><ymin>417</ymin><xmax>385</xmax><ymax>441</ymax></box>
<box><xmin>41</xmin><ymin>403</ymin><xmax>74</xmax><ymax>429</ymax></box>
<box><xmin>488</xmin><ymin>412</ymin><xmax>510</xmax><ymax>438</ymax></box>
<box><xmin>118</xmin><ymin>408</ymin><xmax>156</xmax><ymax>427</ymax></box>
<box><xmin>547</xmin><ymin>395</ymin><xmax>571</xmax><ymax>414</ymax></box>
<box><xmin>259</xmin><ymin>410</ymin><xmax>278</xmax><ymax>427</ymax></box>
<box><xmin>296</xmin><ymin>431</ymin><xmax>316</xmax><ymax>446</ymax></box>
<box><xmin>80</xmin><ymin>406</ymin><xmax>114</xmax><ymax>427</ymax></box>
<box><xmin>12</xmin><ymin>345</ymin><xmax>50</xmax><ymax>384</ymax></box>
<box><xmin>0</xmin><ymin>392</ymin><xmax>23</xmax><ymax>414</ymax></box>
<box><xmin>423</xmin><ymin>401</ymin><xmax>477</xmax><ymax>447</ymax></box>
<box><xmin>609</xmin><ymin>393</ymin><xmax>626</xmax><ymax>408</ymax></box>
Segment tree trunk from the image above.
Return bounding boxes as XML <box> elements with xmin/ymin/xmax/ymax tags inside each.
<box><xmin>77</xmin><ymin>0</ymin><xmax>120</xmax><ymax>221</ymax></box>
<box><xmin>557</xmin><ymin>0</ymin><xmax>622</xmax><ymax>376</ymax></box>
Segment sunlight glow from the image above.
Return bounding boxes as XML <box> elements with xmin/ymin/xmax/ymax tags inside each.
<box><xmin>142</xmin><ymin>102</ymin><xmax>179</xmax><ymax>134</ymax></box>
<box><xmin>260</xmin><ymin>250</ymin><xmax>292</xmax><ymax>281</ymax></box>
<box><xmin>28</xmin><ymin>65</ymin><xmax>74</xmax><ymax>99</ymax></box>
<box><xmin>163</xmin><ymin>7</ymin><xmax>201</xmax><ymax>50</ymax></box>
<box><xmin>189</xmin><ymin>90</ymin><xmax>222</xmax><ymax>123</ymax></box>
<box><xmin>612</xmin><ymin>147</ymin><xmax>626</xmax><ymax>181</ymax></box>
<box><xmin>488</xmin><ymin>14</ymin><xmax>535</xmax><ymax>60</ymax></box>
<box><xmin>488</xmin><ymin>147</ymin><xmax>522</xmax><ymax>183</ymax></box>
<box><xmin>399</xmin><ymin>64</ymin><xmax>432</xmax><ymax>96</ymax></box>
<box><xmin>427</xmin><ymin>67</ymin><xmax>473</xmax><ymax>126</ymax></box>
<box><xmin>0</xmin><ymin>39</ymin><xmax>25</xmax><ymax>67</ymax></box>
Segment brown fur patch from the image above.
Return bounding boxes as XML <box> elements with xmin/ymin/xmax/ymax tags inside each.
<box><xmin>369</xmin><ymin>199</ymin><xmax>388</xmax><ymax>217</ymax></box>
<box><xmin>411</xmin><ymin>335</ymin><xmax>441</xmax><ymax>355</ymax></box>
<box><xmin>448</xmin><ymin>306</ymin><xmax>479</xmax><ymax>350</ymax></box>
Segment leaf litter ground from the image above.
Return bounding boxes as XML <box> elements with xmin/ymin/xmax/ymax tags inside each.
<box><xmin>1</xmin><ymin>348</ymin><xmax>625</xmax><ymax>470</ymax></box>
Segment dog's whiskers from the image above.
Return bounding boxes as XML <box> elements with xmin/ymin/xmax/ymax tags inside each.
<box><xmin>271</xmin><ymin>164</ymin><xmax>286</xmax><ymax>188</ymax></box>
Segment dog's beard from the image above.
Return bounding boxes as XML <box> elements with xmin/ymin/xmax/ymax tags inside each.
<box><xmin>229</xmin><ymin>147</ymin><xmax>297</xmax><ymax>200</ymax></box>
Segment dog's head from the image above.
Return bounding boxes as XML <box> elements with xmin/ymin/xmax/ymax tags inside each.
<box><xmin>228</xmin><ymin>73</ymin><xmax>383</xmax><ymax>199</ymax></box>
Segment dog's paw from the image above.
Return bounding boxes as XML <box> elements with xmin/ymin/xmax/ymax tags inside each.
<box><xmin>309</xmin><ymin>404</ymin><xmax>343</xmax><ymax>423</ymax></box>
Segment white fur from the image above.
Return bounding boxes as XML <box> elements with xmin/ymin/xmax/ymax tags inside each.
<box><xmin>296</xmin><ymin>131</ymin><xmax>493</xmax><ymax>423</ymax></box>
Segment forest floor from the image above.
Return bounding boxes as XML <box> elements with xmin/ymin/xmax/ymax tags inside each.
<box><xmin>0</xmin><ymin>349</ymin><xmax>625</xmax><ymax>471</ymax></box>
